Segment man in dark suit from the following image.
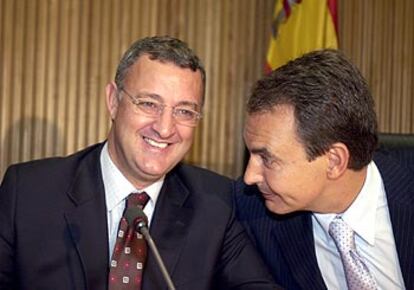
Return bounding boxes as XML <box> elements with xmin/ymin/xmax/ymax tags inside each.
<box><xmin>0</xmin><ymin>36</ymin><xmax>279</xmax><ymax>290</ymax></box>
<box><xmin>236</xmin><ymin>49</ymin><xmax>414</xmax><ymax>289</ymax></box>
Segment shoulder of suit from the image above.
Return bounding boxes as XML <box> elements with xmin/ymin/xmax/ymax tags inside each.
<box><xmin>374</xmin><ymin>148</ymin><xmax>414</xmax><ymax>174</ymax></box>
<box><xmin>174</xmin><ymin>163</ymin><xmax>231</xmax><ymax>181</ymax></box>
<box><xmin>4</xmin><ymin>142</ymin><xmax>104</xmax><ymax>179</ymax></box>
<box><xmin>172</xmin><ymin>163</ymin><xmax>234</xmax><ymax>193</ymax></box>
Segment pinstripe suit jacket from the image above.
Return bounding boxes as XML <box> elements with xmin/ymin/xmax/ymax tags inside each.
<box><xmin>236</xmin><ymin>150</ymin><xmax>414</xmax><ymax>290</ymax></box>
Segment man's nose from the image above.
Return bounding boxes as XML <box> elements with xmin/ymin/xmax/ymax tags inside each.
<box><xmin>243</xmin><ymin>157</ymin><xmax>264</xmax><ymax>185</ymax></box>
<box><xmin>153</xmin><ymin>107</ymin><xmax>176</xmax><ymax>138</ymax></box>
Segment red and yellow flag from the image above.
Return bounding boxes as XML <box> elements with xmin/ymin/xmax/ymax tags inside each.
<box><xmin>265</xmin><ymin>0</ymin><xmax>338</xmax><ymax>73</ymax></box>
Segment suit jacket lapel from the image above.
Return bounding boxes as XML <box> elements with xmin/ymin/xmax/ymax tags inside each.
<box><xmin>375</xmin><ymin>152</ymin><xmax>414</xmax><ymax>289</ymax></box>
<box><xmin>64</xmin><ymin>144</ymin><xmax>109</xmax><ymax>290</ymax></box>
<box><xmin>143</xmin><ymin>169</ymin><xmax>193</xmax><ymax>290</ymax></box>
<box><xmin>273</xmin><ymin>212</ymin><xmax>327</xmax><ymax>290</ymax></box>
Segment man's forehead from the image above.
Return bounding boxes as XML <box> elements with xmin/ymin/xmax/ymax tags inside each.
<box><xmin>244</xmin><ymin>108</ymin><xmax>300</xmax><ymax>147</ymax></box>
<box><xmin>243</xmin><ymin>116</ymin><xmax>272</xmax><ymax>146</ymax></box>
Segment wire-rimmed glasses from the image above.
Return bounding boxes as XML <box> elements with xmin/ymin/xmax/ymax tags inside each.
<box><xmin>119</xmin><ymin>88</ymin><xmax>202</xmax><ymax>127</ymax></box>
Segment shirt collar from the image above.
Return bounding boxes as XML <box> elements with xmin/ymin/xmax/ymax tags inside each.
<box><xmin>343</xmin><ymin>161</ymin><xmax>385</xmax><ymax>245</ymax></box>
<box><xmin>313</xmin><ymin>161</ymin><xmax>385</xmax><ymax>246</ymax></box>
<box><xmin>100</xmin><ymin>142</ymin><xmax>164</xmax><ymax>212</ymax></box>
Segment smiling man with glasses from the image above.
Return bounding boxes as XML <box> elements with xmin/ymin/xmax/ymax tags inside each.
<box><xmin>0</xmin><ymin>36</ymin><xmax>280</xmax><ymax>290</ymax></box>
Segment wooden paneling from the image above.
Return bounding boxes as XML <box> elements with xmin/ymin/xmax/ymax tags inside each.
<box><xmin>339</xmin><ymin>0</ymin><xmax>414</xmax><ymax>133</ymax></box>
<box><xmin>1</xmin><ymin>0</ymin><xmax>413</xmax><ymax>178</ymax></box>
<box><xmin>0</xmin><ymin>0</ymin><xmax>273</xmax><ymax>178</ymax></box>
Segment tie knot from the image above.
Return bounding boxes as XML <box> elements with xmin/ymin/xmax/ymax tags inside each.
<box><xmin>127</xmin><ymin>192</ymin><xmax>150</xmax><ymax>208</ymax></box>
<box><xmin>329</xmin><ymin>217</ymin><xmax>355</xmax><ymax>251</ymax></box>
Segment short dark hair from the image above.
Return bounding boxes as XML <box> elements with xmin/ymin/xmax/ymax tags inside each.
<box><xmin>247</xmin><ymin>49</ymin><xmax>378</xmax><ymax>170</ymax></box>
<box><xmin>115</xmin><ymin>35</ymin><xmax>206</xmax><ymax>103</ymax></box>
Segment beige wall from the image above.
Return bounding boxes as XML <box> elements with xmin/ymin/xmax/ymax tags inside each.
<box><xmin>339</xmin><ymin>0</ymin><xmax>414</xmax><ymax>133</ymax></box>
<box><xmin>1</xmin><ymin>0</ymin><xmax>413</xmax><ymax>178</ymax></box>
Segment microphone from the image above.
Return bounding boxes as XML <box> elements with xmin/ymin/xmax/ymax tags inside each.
<box><xmin>125</xmin><ymin>207</ymin><xmax>176</xmax><ymax>290</ymax></box>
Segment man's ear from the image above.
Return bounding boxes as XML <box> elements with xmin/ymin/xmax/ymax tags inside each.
<box><xmin>326</xmin><ymin>142</ymin><xmax>350</xmax><ymax>179</ymax></box>
<box><xmin>106</xmin><ymin>81</ymin><xmax>119</xmax><ymax>120</ymax></box>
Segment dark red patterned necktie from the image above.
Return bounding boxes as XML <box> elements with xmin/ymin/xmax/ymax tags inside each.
<box><xmin>108</xmin><ymin>192</ymin><xmax>150</xmax><ymax>290</ymax></box>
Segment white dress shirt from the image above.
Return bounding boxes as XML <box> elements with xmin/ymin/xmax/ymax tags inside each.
<box><xmin>312</xmin><ymin>161</ymin><xmax>405</xmax><ymax>289</ymax></box>
<box><xmin>100</xmin><ymin>143</ymin><xmax>164</xmax><ymax>259</ymax></box>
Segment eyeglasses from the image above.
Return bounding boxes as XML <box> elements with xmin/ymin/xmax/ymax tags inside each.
<box><xmin>119</xmin><ymin>88</ymin><xmax>202</xmax><ymax>127</ymax></box>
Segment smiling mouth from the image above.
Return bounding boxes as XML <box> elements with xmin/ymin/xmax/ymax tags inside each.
<box><xmin>256</xmin><ymin>186</ymin><xmax>270</xmax><ymax>195</ymax></box>
<box><xmin>143</xmin><ymin>137</ymin><xmax>169</xmax><ymax>149</ymax></box>
<box><xmin>259</xmin><ymin>189</ymin><xmax>276</xmax><ymax>199</ymax></box>
<box><xmin>261</xmin><ymin>192</ymin><xmax>273</xmax><ymax>199</ymax></box>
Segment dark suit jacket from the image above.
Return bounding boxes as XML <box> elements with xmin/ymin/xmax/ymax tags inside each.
<box><xmin>236</xmin><ymin>150</ymin><xmax>414</xmax><ymax>290</ymax></box>
<box><xmin>0</xmin><ymin>143</ymin><xmax>279</xmax><ymax>290</ymax></box>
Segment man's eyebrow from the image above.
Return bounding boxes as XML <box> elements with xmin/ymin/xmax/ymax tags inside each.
<box><xmin>135</xmin><ymin>92</ymin><xmax>162</xmax><ymax>100</ymax></box>
<box><xmin>250</xmin><ymin>147</ymin><xmax>282</xmax><ymax>162</ymax></box>
<box><xmin>136</xmin><ymin>93</ymin><xmax>200</xmax><ymax>110</ymax></box>
<box><xmin>251</xmin><ymin>147</ymin><xmax>273</xmax><ymax>157</ymax></box>
<box><xmin>176</xmin><ymin>101</ymin><xmax>200</xmax><ymax>110</ymax></box>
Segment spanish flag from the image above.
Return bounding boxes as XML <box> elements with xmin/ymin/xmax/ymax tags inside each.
<box><xmin>265</xmin><ymin>0</ymin><xmax>338</xmax><ymax>73</ymax></box>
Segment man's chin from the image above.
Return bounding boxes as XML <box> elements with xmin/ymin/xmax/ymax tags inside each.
<box><xmin>264</xmin><ymin>199</ymin><xmax>293</xmax><ymax>215</ymax></box>
<box><xmin>137</xmin><ymin>161</ymin><xmax>178</xmax><ymax>181</ymax></box>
